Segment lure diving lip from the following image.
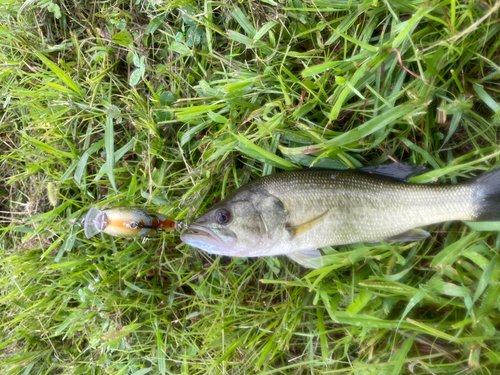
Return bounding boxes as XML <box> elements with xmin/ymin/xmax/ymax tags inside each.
<box><xmin>84</xmin><ymin>206</ymin><xmax>176</xmax><ymax>239</ymax></box>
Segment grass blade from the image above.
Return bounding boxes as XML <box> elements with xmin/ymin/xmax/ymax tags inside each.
<box><xmin>34</xmin><ymin>50</ymin><xmax>84</xmax><ymax>97</ymax></box>
<box><xmin>236</xmin><ymin>133</ymin><xmax>296</xmax><ymax>170</ymax></box>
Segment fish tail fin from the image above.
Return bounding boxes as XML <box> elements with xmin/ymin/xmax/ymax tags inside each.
<box><xmin>473</xmin><ymin>169</ymin><xmax>500</xmax><ymax>221</ymax></box>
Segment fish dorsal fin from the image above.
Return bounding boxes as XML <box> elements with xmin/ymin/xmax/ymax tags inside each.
<box><xmin>383</xmin><ymin>228</ymin><xmax>430</xmax><ymax>242</ymax></box>
<box><xmin>286</xmin><ymin>211</ymin><xmax>329</xmax><ymax>239</ymax></box>
<box><xmin>287</xmin><ymin>249</ymin><xmax>324</xmax><ymax>268</ymax></box>
<box><xmin>361</xmin><ymin>162</ymin><xmax>428</xmax><ymax>181</ymax></box>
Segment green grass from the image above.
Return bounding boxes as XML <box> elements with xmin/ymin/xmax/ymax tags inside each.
<box><xmin>1</xmin><ymin>0</ymin><xmax>500</xmax><ymax>373</ymax></box>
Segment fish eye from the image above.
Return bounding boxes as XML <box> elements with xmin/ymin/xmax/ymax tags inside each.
<box><xmin>215</xmin><ymin>209</ymin><xmax>231</xmax><ymax>225</ymax></box>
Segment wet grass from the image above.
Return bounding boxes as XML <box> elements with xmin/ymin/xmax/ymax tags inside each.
<box><xmin>1</xmin><ymin>0</ymin><xmax>500</xmax><ymax>373</ymax></box>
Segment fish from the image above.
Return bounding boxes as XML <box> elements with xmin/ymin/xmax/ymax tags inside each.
<box><xmin>84</xmin><ymin>206</ymin><xmax>176</xmax><ymax>239</ymax></box>
<box><xmin>181</xmin><ymin>163</ymin><xmax>500</xmax><ymax>268</ymax></box>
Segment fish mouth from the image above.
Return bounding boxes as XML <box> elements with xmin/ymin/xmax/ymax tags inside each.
<box><xmin>186</xmin><ymin>225</ymin><xmax>224</xmax><ymax>243</ymax></box>
<box><xmin>181</xmin><ymin>224</ymin><xmax>236</xmax><ymax>251</ymax></box>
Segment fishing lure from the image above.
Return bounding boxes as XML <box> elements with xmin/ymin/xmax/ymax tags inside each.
<box><xmin>84</xmin><ymin>206</ymin><xmax>176</xmax><ymax>239</ymax></box>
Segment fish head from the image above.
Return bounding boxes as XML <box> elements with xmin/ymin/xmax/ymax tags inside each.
<box><xmin>181</xmin><ymin>188</ymin><xmax>289</xmax><ymax>256</ymax></box>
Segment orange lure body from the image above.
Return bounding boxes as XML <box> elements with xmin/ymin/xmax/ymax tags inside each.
<box><xmin>84</xmin><ymin>206</ymin><xmax>176</xmax><ymax>239</ymax></box>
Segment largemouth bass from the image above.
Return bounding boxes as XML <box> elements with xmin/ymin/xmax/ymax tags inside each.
<box><xmin>181</xmin><ymin>164</ymin><xmax>500</xmax><ymax>268</ymax></box>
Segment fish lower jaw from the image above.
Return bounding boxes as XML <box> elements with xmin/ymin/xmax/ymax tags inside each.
<box><xmin>181</xmin><ymin>225</ymin><xmax>239</xmax><ymax>255</ymax></box>
<box><xmin>181</xmin><ymin>234</ymin><xmax>227</xmax><ymax>254</ymax></box>
<box><xmin>186</xmin><ymin>225</ymin><xmax>224</xmax><ymax>243</ymax></box>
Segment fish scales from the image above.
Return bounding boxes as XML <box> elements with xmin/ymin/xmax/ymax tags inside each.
<box><xmin>257</xmin><ymin>170</ymin><xmax>476</xmax><ymax>250</ymax></box>
<box><xmin>181</xmin><ymin>166</ymin><xmax>500</xmax><ymax>268</ymax></box>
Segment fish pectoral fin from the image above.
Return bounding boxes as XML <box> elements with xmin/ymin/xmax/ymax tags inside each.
<box><xmin>287</xmin><ymin>249</ymin><xmax>324</xmax><ymax>269</ymax></box>
<box><xmin>286</xmin><ymin>211</ymin><xmax>329</xmax><ymax>239</ymax></box>
<box><xmin>383</xmin><ymin>229</ymin><xmax>430</xmax><ymax>243</ymax></box>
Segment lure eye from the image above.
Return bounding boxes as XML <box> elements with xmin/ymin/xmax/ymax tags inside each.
<box><xmin>215</xmin><ymin>209</ymin><xmax>231</xmax><ymax>225</ymax></box>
